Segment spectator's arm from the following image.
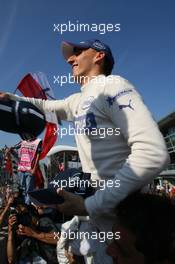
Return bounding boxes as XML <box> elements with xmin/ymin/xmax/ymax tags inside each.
<box><xmin>0</xmin><ymin>196</ymin><xmax>14</xmax><ymax>225</ymax></box>
<box><xmin>0</xmin><ymin>205</ymin><xmax>9</xmax><ymax>225</ymax></box>
<box><xmin>32</xmin><ymin>230</ymin><xmax>58</xmax><ymax>245</ymax></box>
<box><xmin>7</xmin><ymin>215</ymin><xmax>17</xmax><ymax>264</ymax></box>
<box><xmin>17</xmin><ymin>224</ymin><xmax>58</xmax><ymax>245</ymax></box>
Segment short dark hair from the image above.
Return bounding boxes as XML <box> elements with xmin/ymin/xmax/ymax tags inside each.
<box><xmin>116</xmin><ymin>192</ymin><xmax>175</xmax><ymax>263</ymax></box>
<box><xmin>102</xmin><ymin>55</ymin><xmax>114</xmax><ymax>76</ymax></box>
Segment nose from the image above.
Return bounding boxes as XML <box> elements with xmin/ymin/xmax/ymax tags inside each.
<box><xmin>67</xmin><ymin>54</ymin><xmax>76</xmax><ymax>65</ymax></box>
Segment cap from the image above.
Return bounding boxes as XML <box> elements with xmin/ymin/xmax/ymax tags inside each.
<box><xmin>61</xmin><ymin>39</ymin><xmax>114</xmax><ymax>67</ymax></box>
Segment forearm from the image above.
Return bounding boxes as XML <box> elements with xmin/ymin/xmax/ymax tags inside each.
<box><xmin>0</xmin><ymin>205</ymin><xmax>10</xmax><ymax>225</ymax></box>
<box><xmin>7</xmin><ymin>92</ymin><xmax>69</xmax><ymax>120</ymax></box>
<box><xmin>31</xmin><ymin>230</ymin><xmax>58</xmax><ymax>245</ymax></box>
<box><xmin>7</xmin><ymin>231</ymin><xmax>16</xmax><ymax>264</ymax></box>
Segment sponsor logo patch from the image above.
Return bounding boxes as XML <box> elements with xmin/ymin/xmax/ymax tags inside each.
<box><xmin>81</xmin><ymin>96</ymin><xmax>94</xmax><ymax>110</ymax></box>
<box><xmin>106</xmin><ymin>89</ymin><xmax>133</xmax><ymax>107</ymax></box>
<box><xmin>119</xmin><ymin>99</ymin><xmax>134</xmax><ymax>110</ymax></box>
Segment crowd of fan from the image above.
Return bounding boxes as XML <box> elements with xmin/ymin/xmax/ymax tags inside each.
<box><xmin>0</xmin><ymin>180</ymin><xmax>175</xmax><ymax>264</ymax></box>
<box><xmin>146</xmin><ymin>180</ymin><xmax>175</xmax><ymax>202</ymax></box>
<box><xmin>0</xmin><ymin>146</ymin><xmax>174</xmax><ymax>264</ymax></box>
<box><xmin>0</xmin><ymin>184</ymin><xmax>62</xmax><ymax>263</ymax></box>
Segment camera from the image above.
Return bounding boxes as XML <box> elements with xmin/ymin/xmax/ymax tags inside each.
<box><xmin>9</xmin><ymin>201</ymin><xmax>35</xmax><ymax>230</ymax></box>
<box><xmin>9</xmin><ymin>206</ymin><xmax>18</xmax><ymax>216</ymax></box>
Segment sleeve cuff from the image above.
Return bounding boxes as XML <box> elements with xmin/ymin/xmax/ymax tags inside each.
<box><xmin>85</xmin><ymin>195</ymin><xmax>100</xmax><ymax>217</ymax></box>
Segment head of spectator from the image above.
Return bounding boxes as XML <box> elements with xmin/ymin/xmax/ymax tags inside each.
<box><xmin>12</xmin><ymin>183</ymin><xmax>21</xmax><ymax>196</ymax></box>
<box><xmin>107</xmin><ymin>192</ymin><xmax>175</xmax><ymax>264</ymax></box>
<box><xmin>5</xmin><ymin>184</ymin><xmax>13</xmax><ymax>201</ymax></box>
<box><xmin>10</xmin><ymin>184</ymin><xmax>25</xmax><ymax>209</ymax></box>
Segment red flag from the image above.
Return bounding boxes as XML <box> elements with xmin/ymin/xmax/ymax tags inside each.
<box><xmin>16</xmin><ymin>74</ymin><xmax>47</xmax><ymax>99</ymax></box>
<box><xmin>17</xmin><ymin>73</ymin><xmax>58</xmax><ymax>160</ymax></box>
<box><xmin>4</xmin><ymin>149</ymin><xmax>13</xmax><ymax>177</ymax></box>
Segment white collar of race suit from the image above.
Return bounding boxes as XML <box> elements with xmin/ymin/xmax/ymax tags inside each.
<box><xmin>80</xmin><ymin>74</ymin><xmax>106</xmax><ymax>92</ymax></box>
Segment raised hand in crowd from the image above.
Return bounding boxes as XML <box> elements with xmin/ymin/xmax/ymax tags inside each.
<box><xmin>0</xmin><ymin>195</ymin><xmax>14</xmax><ymax>226</ymax></box>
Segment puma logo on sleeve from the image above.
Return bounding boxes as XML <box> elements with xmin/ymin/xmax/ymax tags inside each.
<box><xmin>119</xmin><ymin>99</ymin><xmax>134</xmax><ymax>110</ymax></box>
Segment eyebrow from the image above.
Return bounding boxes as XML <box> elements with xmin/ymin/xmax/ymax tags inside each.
<box><xmin>73</xmin><ymin>47</ymin><xmax>89</xmax><ymax>53</ymax></box>
<box><xmin>73</xmin><ymin>47</ymin><xmax>84</xmax><ymax>52</ymax></box>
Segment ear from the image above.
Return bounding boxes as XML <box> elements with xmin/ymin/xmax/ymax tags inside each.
<box><xmin>94</xmin><ymin>51</ymin><xmax>105</xmax><ymax>64</ymax></box>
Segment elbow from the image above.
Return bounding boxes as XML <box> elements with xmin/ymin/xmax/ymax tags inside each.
<box><xmin>155</xmin><ymin>147</ymin><xmax>170</xmax><ymax>172</ymax></box>
<box><xmin>7</xmin><ymin>257</ymin><xmax>14</xmax><ymax>264</ymax></box>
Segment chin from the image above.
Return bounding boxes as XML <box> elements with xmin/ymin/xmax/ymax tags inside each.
<box><xmin>72</xmin><ymin>73</ymin><xmax>83</xmax><ymax>84</ymax></box>
<box><xmin>72</xmin><ymin>71</ymin><xmax>81</xmax><ymax>77</ymax></box>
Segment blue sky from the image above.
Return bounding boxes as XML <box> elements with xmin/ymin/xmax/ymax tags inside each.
<box><xmin>0</xmin><ymin>0</ymin><xmax>174</xmax><ymax>148</ymax></box>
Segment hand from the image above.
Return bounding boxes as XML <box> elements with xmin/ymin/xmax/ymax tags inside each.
<box><xmin>7</xmin><ymin>195</ymin><xmax>14</xmax><ymax>206</ymax></box>
<box><xmin>0</xmin><ymin>92</ymin><xmax>10</xmax><ymax>101</ymax></box>
<box><xmin>17</xmin><ymin>224</ymin><xmax>35</xmax><ymax>237</ymax></box>
<box><xmin>64</xmin><ymin>250</ymin><xmax>77</xmax><ymax>264</ymax></box>
<box><xmin>28</xmin><ymin>169</ymin><xmax>35</xmax><ymax>175</ymax></box>
<box><xmin>8</xmin><ymin>215</ymin><xmax>17</xmax><ymax>232</ymax></box>
<box><xmin>56</xmin><ymin>188</ymin><xmax>88</xmax><ymax>216</ymax></box>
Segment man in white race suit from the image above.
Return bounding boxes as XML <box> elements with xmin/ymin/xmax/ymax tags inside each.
<box><xmin>0</xmin><ymin>39</ymin><xmax>169</xmax><ymax>261</ymax></box>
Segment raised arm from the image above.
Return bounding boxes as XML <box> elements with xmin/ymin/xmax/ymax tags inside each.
<box><xmin>0</xmin><ymin>91</ymin><xmax>80</xmax><ymax>121</ymax></box>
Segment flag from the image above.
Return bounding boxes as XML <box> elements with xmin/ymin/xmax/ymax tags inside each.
<box><xmin>3</xmin><ymin>148</ymin><xmax>13</xmax><ymax>177</ymax></box>
<box><xmin>17</xmin><ymin>72</ymin><xmax>58</xmax><ymax>160</ymax></box>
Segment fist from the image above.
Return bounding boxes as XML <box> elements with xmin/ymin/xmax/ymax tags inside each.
<box><xmin>0</xmin><ymin>92</ymin><xmax>10</xmax><ymax>101</ymax></box>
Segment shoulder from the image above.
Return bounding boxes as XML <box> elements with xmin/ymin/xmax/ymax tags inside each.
<box><xmin>101</xmin><ymin>75</ymin><xmax>137</xmax><ymax>104</ymax></box>
<box><xmin>102</xmin><ymin>75</ymin><xmax>143</xmax><ymax>110</ymax></box>
<box><xmin>104</xmin><ymin>75</ymin><xmax>136</xmax><ymax>95</ymax></box>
